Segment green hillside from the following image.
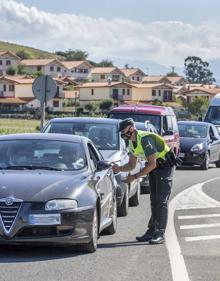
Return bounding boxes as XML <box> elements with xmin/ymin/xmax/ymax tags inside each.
<box><xmin>0</xmin><ymin>41</ymin><xmax>60</xmax><ymax>59</ymax></box>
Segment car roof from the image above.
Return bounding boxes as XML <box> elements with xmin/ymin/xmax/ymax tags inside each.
<box><xmin>48</xmin><ymin>117</ymin><xmax>120</xmax><ymax>125</ymax></box>
<box><xmin>177</xmin><ymin>121</ymin><xmax>210</xmax><ymax>127</ymax></box>
<box><xmin>110</xmin><ymin>104</ymin><xmax>175</xmax><ymax>116</ymax></box>
<box><xmin>0</xmin><ymin>133</ymin><xmax>88</xmax><ymax>143</ymax></box>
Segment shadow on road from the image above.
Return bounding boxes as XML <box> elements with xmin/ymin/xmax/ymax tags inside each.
<box><xmin>98</xmin><ymin>240</ymin><xmax>158</xmax><ymax>249</ymax></box>
<box><xmin>0</xmin><ymin>245</ymin><xmax>88</xmax><ymax>263</ymax></box>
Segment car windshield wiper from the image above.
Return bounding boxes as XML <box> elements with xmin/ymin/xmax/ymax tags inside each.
<box><xmin>3</xmin><ymin>165</ymin><xmax>62</xmax><ymax>171</ymax></box>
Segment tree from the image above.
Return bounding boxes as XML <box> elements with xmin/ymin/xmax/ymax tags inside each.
<box><xmin>56</xmin><ymin>49</ymin><xmax>88</xmax><ymax>61</ymax></box>
<box><xmin>166</xmin><ymin>71</ymin><xmax>179</xmax><ymax>77</ymax></box>
<box><xmin>184</xmin><ymin>56</ymin><xmax>215</xmax><ymax>84</ymax></box>
<box><xmin>17</xmin><ymin>64</ymin><xmax>26</xmax><ymax>75</ymax></box>
<box><xmin>97</xmin><ymin>59</ymin><xmax>114</xmax><ymax>67</ymax></box>
<box><xmin>99</xmin><ymin>99</ymin><xmax>113</xmax><ymax>112</ymax></box>
<box><xmin>16</xmin><ymin>50</ymin><xmax>31</xmax><ymax>60</ymax></box>
<box><xmin>187</xmin><ymin>97</ymin><xmax>209</xmax><ymax>117</ymax></box>
<box><xmin>6</xmin><ymin>66</ymin><xmax>16</xmax><ymax>75</ymax></box>
<box><xmin>85</xmin><ymin>102</ymin><xmax>98</xmax><ymax>114</ymax></box>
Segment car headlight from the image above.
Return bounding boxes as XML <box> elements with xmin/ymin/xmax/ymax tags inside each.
<box><xmin>45</xmin><ymin>199</ymin><xmax>78</xmax><ymax>211</ymax></box>
<box><xmin>191</xmin><ymin>143</ymin><xmax>204</xmax><ymax>152</ymax></box>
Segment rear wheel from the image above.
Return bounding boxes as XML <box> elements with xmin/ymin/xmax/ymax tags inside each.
<box><xmin>102</xmin><ymin>195</ymin><xmax>117</xmax><ymax>235</ymax></box>
<box><xmin>129</xmin><ymin>182</ymin><xmax>140</xmax><ymax>206</ymax></box>
<box><xmin>80</xmin><ymin>208</ymin><xmax>98</xmax><ymax>253</ymax></box>
<box><xmin>201</xmin><ymin>152</ymin><xmax>209</xmax><ymax>170</ymax></box>
<box><xmin>216</xmin><ymin>155</ymin><xmax>220</xmax><ymax>167</ymax></box>
<box><xmin>117</xmin><ymin>185</ymin><xmax>129</xmax><ymax>217</ymax></box>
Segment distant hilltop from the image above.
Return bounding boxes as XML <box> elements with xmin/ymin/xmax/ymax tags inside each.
<box><xmin>0</xmin><ymin>41</ymin><xmax>58</xmax><ymax>59</ymax></box>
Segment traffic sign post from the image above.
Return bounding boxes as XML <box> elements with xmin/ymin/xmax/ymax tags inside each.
<box><xmin>32</xmin><ymin>75</ymin><xmax>57</xmax><ymax>130</ymax></box>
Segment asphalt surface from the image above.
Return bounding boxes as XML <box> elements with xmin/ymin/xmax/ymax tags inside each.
<box><xmin>0</xmin><ymin>165</ymin><xmax>220</xmax><ymax>281</ymax></box>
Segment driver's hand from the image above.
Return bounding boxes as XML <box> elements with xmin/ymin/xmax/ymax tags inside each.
<box><xmin>112</xmin><ymin>163</ymin><xmax>120</xmax><ymax>174</ymax></box>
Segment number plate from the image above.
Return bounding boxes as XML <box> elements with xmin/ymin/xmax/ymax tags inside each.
<box><xmin>29</xmin><ymin>214</ymin><xmax>61</xmax><ymax>225</ymax></box>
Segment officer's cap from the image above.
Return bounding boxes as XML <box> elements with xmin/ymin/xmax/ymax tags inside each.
<box><xmin>118</xmin><ymin>118</ymin><xmax>134</xmax><ymax>132</ymax></box>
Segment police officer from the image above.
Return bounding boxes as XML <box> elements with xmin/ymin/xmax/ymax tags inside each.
<box><xmin>112</xmin><ymin>118</ymin><xmax>175</xmax><ymax>244</ymax></box>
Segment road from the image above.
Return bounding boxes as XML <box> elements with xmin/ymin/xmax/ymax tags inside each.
<box><xmin>0</xmin><ymin>166</ymin><xmax>220</xmax><ymax>281</ymax></box>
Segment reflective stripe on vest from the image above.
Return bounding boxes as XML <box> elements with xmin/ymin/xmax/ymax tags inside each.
<box><xmin>128</xmin><ymin>131</ymin><xmax>170</xmax><ymax>160</ymax></box>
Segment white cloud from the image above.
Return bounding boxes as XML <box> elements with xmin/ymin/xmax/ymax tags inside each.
<box><xmin>1</xmin><ymin>0</ymin><xmax>220</xmax><ymax>67</ymax></box>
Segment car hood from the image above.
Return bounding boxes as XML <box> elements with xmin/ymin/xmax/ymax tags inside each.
<box><xmin>100</xmin><ymin>150</ymin><xmax>123</xmax><ymax>162</ymax></box>
<box><xmin>0</xmin><ymin>170</ymin><xmax>88</xmax><ymax>201</ymax></box>
<box><xmin>180</xmin><ymin>137</ymin><xmax>207</xmax><ymax>151</ymax></box>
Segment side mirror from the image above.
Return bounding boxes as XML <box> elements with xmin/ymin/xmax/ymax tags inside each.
<box><xmin>163</xmin><ymin>130</ymin><xmax>174</xmax><ymax>136</ymax></box>
<box><xmin>211</xmin><ymin>135</ymin><xmax>218</xmax><ymax>141</ymax></box>
<box><xmin>97</xmin><ymin>160</ymin><xmax>112</xmax><ymax>171</ymax></box>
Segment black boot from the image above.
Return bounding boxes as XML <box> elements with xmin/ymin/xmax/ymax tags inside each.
<box><xmin>136</xmin><ymin>230</ymin><xmax>153</xmax><ymax>242</ymax></box>
<box><xmin>149</xmin><ymin>230</ymin><xmax>165</xmax><ymax>244</ymax></box>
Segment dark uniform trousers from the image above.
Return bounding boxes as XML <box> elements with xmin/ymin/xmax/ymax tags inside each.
<box><xmin>147</xmin><ymin>165</ymin><xmax>174</xmax><ymax>234</ymax></box>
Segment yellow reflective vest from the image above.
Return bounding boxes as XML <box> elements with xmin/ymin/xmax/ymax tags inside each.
<box><xmin>128</xmin><ymin>131</ymin><xmax>170</xmax><ymax>160</ymax></box>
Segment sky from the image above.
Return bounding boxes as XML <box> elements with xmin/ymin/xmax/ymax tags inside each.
<box><xmin>1</xmin><ymin>0</ymin><xmax>220</xmax><ymax>76</ymax></box>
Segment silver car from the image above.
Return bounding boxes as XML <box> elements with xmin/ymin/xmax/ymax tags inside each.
<box><xmin>43</xmin><ymin>117</ymin><xmax>141</xmax><ymax>217</ymax></box>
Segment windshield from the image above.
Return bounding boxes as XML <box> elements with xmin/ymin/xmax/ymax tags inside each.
<box><xmin>108</xmin><ymin>113</ymin><xmax>162</xmax><ymax>134</ymax></box>
<box><xmin>178</xmin><ymin>124</ymin><xmax>207</xmax><ymax>138</ymax></box>
<box><xmin>204</xmin><ymin>106</ymin><xmax>220</xmax><ymax>125</ymax></box>
<box><xmin>0</xmin><ymin>140</ymin><xmax>86</xmax><ymax>171</ymax></box>
<box><xmin>44</xmin><ymin>122</ymin><xmax>119</xmax><ymax>150</ymax></box>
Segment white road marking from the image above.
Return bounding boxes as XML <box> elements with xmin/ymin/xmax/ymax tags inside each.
<box><xmin>180</xmin><ymin>222</ymin><xmax>220</xmax><ymax>229</ymax></box>
<box><xmin>166</xmin><ymin>176</ymin><xmax>220</xmax><ymax>281</ymax></box>
<box><xmin>178</xmin><ymin>213</ymin><xmax>220</xmax><ymax>220</ymax></box>
<box><xmin>185</xmin><ymin>235</ymin><xmax>220</xmax><ymax>242</ymax></box>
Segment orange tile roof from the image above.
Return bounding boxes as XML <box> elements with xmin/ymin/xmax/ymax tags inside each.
<box><xmin>120</xmin><ymin>68</ymin><xmax>145</xmax><ymax>77</ymax></box>
<box><xmin>182</xmin><ymin>87</ymin><xmax>220</xmax><ymax>95</ymax></box>
<box><xmin>132</xmin><ymin>83</ymin><xmax>174</xmax><ymax>89</ymax></box>
<box><xmin>61</xmin><ymin>61</ymin><xmax>92</xmax><ymax>70</ymax></box>
<box><xmin>80</xmin><ymin>81</ymin><xmax>133</xmax><ymax>88</ymax></box>
<box><xmin>0</xmin><ymin>51</ymin><xmax>20</xmax><ymax>59</ymax></box>
<box><xmin>91</xmin><ymin>67</ymin><xmax>124</xmax><ymax>75</ymax></box>
<box><xmin>166</xmin><ymin>76</ymin><xmax>186</xmax><ymax>83</ymax></box>
<box><xmin>21</xmin><ymin>59</ymin><xmax>57</xmax><ymax>66</ymax></box>
<box><xmin>142</xmin><ymin>75</ymin><xmax>165</xmax><ymax>83</ymax></box>
<box><xmin>0</xmin><ymin>76</ymin><xmax>34</xmax><ymax>84</ymax></box>
<box><xmin>0</xmin><ymin>97</ymin><xmax>27</xmax><ymax>104</ymax></box>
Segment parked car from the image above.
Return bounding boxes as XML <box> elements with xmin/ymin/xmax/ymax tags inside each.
<box><xmin>178</xmin><ymin>121</ymin><xmax>220</xmax><ymax>169</ymax></box>
<box><xmin>204</xmin><ymin>93</ymin><xmax>220</xmax><ymax>133</ymax></box>
<box><xmin>108</xmin><ymin>104</ymin><xmax>180</xmax><ymax>155</ymax></box>
<box><xmin>43</xmin><ymin>117</ymin><xmax>141</xmax><ymax>217</ymax></box>
<box><xmin>0</xmin><ymin>133</ymin><xmax>117</xmax><ymax>253</ymax></box>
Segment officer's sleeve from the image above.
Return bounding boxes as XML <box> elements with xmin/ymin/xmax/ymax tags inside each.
<box><xmin>141</xmin><ymin>136</ymin><xmax>157</xmax><ymax>157</ymax></box>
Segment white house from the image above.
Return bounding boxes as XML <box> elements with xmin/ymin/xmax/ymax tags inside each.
<box><xmin>90</xmin><ymin>67</ymin><xmax>126</xmax><ymax>82</ymax></box>
<box><xmin>0</xmin><ymin>51</ymin><xmax>20</xmax><ymax>76</ymax></box>
<box><xmin>61</xmin><ymin>61</ymin><xmax>93</xmax><ymax>81</ymax></box>
<box><xmin>120</xmin><ymin>68</ymin><xmax>146</xmax><ymax>83</ymax></box>
<box><xmin>20</xmin><ymin>59</ymin><xmax>68</xmax><ymax>78</ymax></box>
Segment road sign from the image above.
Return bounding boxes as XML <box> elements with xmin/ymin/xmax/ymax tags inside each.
<box><xmin>32</xmin><ymin>75</ymin><xmax>57</xmax><ymax>102</ymax></box>
<box><xmin>32</xmin><ymin>75</ymin><xmax>57</xmax><ymax>130</ymax></box>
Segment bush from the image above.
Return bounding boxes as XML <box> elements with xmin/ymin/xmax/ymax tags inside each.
<box><xmin>99</xmin><ymin>99</ymin><xmax>113</xmax><ymax>111</ymax></box>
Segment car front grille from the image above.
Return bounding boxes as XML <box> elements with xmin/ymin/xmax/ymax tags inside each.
<box><xmin>0</xmin><ymin>202</ymin><xmax>21</xmax><ymax>232</ymax></box>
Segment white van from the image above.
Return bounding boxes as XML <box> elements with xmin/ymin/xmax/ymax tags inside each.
<box><xmin>204</xmin><ymin>93</ymin><xmax>220</xmax><ymax>133</ymax></box>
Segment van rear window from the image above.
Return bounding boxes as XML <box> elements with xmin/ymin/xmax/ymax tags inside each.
<box><xmin>109</xmin><ymin>113</ymin><xmax>161</xmax><ymax>134</ymax></box>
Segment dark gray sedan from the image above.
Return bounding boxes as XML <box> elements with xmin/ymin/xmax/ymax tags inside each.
<box><xmin>0</xmin><ymin>133</ymin><xmax>117</xmax><ymax>252</ymax></box>
<box><xmin>178</xmin><ymin>121</ymin><xmax>220</xmax><ymax>169</ymax></box>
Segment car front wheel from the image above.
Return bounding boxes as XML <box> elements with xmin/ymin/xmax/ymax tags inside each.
<box><xmin>129</xmin><ymin>182</ymin><xmax>140</xmax><ymax>206</ymax></box>
<box><xmin>117</xmin><ymin>185</ymin><xmax>129</xmax><ymax>217</ymax></box>
<box><xmin>201</xmin><ymin>152</ymin><xmax>209</xmax><ymax>170</ymax></box>
<box><xmin>81</xmin><ymin>208</ymin><xmax>98</xmax><ymax>253</ymax></box>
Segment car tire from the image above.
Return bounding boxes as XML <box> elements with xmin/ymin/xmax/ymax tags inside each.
<box><xmin>80</xmin><ymin>208</ymin><xmax>98</xmax><ymax>253</ymax></box>
<box><xmin>102</xmin><ymin>195</ymin><xmax>117</xmax><ymax>235</ymax></box>
<box><xmin>129</xmin><ymin>182</ymin><xmax>140</xmax><ymax>206</ymax></box>
<box><xmin>201</xmin><ymin>152</ymin><xmax>209</xmax><ymax>170</ymax></box>
<box><xmin>117</xmin><ymin>185</ymin><xmax>129</xmax><ymax>217</ymax></box>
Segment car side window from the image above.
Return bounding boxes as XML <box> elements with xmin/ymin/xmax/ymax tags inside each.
<box><xmin>167</xmin><ymin>116</ymin><xmax>173</xmax><ymax>131</ymax></box>
<box><xmin>209</xmin><ymin>126</ymin><xmax>215</xmax><ymax>139</ymax></box>
<box><xmin>211</xmin><ymin>125</ymin><xmax>219</xmax><ymax>138</ymax></box>
<box><xmin>87</xmin><ymin>143</ymin><xmax>101</xmax><ymax>169</ymax></box>
<box><xmin>163</xmin><ymin>116</ymin><xmax>168</xmax><ymax>133</ymax></box>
